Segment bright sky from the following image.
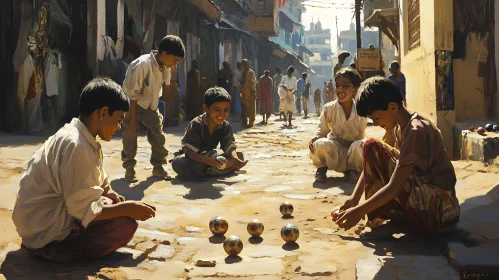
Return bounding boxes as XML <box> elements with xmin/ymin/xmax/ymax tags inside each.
<box><xmin>301</xmin><ymin>0</ymin><xmax>357</xmax><ymax>55</ymax></box>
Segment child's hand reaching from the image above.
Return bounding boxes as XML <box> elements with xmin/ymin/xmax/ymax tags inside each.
<box><xmin>227</xmin><ymin>158</ymin><xmax>248</xmax><ymax>170</ymax></box>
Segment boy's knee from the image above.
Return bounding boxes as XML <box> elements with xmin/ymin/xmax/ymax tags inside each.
<box><xmin>171</xmin><ymin>157</ymin><xmax>187</xmax><ymax>173</ymax></box>
<box><xmin>314</xmin><ymin>138</ymin><xmax>336</xmax><ymax>151</ymax></box>
<box><xmin>113</xmin><ymin>217</ymin><xmax>138</xmax><ymax>240</ymax></box>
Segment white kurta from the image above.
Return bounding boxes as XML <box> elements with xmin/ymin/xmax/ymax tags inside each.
<box><xmin>12</xmin><ymin>119</ymin><xmax>109</xmax><ymax>249</ymax></box>
<box><xmin>278</xmin><ymin>75</ymin><xmax>297</xmax><ymax>113</ymax></box>
<box><xmin>122</xmin><ymin>51</ymin><xmax>171</xmax><ymax>110</ymax></box>
<box><xmin>310</xmin><ymin>100</ymin><xmax>368</xmax><ymax>172</ymax></box>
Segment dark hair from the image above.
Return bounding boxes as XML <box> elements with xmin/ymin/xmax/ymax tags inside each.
<box><xmin>302</xmin><ymin>72</ymin><xmax>308</xmax><ymax>78</ymax></box>
<box><xmin>205</xmin><ymin>87</ymin><xmax>232</xmax><ymax>107</ymax></box>
<box><xmin>287</xmin><ymin>66</ymin><xmax>295</xmax><ymax>73</ymax></box>
<box><xmin>79</xmin><ymin>77</ymin><xmax>129</xmax><ymax>116</ymax></box>
<box><xmin>390</xmin><ymin>61</ymin><xmax>400</xmax><ymax>69</ymax></box>
<box><xmin>276</xmin><ymin>67</ymin><xmax>281</xmax><ymax>72</ymax></box>
<box><xmin>158</xmin><ymin>35</ymin><xmax>185</xmax><ymax>58</ymax></box>
<box><xmin>356</xmin><ymin>77</ymin><xmax>403</xmax><ymax>117</ymax></box>
<box><xmin>264</xmin><ymin>70</ymin><xmax>270</xmax><ymax>75</ymax></box>
<box><xmin>237</xmin><ymin>62</ymin><xmax>242</xmax><ymax>67</ymax></box>
<box><xmin>335</xmin><ymin>67</ymin><xmax>362</xmax><ymax>88</ymax></box>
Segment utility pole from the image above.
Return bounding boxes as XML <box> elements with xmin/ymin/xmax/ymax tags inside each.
<box><xmin>355</xmin><ymin>0</ymin><xmax>361</xmax><ymax>49</ymax></box>
<box><xmin>335</xmin><ymin>15</ymin><xmax>339</xmax><ymax>53</ymax></box>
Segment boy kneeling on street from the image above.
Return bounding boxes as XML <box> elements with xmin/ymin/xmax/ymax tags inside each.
<box><xmin>334</xmin><ymin>77</ymin><xmax>460</xmax><ymax>239</ymax></box>
<box><xmin>12</xmin><ymin>78</ymin><xmax>156</xmax><ymax>262</ymax></box>
<box><xmin>172</xmin><ymin>87</ymin><xmax>247</xmax><ymax>179</ymax></box>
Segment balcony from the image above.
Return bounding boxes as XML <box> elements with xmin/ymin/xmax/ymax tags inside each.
<box><xmin>246</xmin><ymin>0</ymin><xmax>279</xmax><ymax>36</ymax></box>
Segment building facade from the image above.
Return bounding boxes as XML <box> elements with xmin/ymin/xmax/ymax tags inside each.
<box><xmin>305</xmin><ymin>19</ymin><xmax>333</xmax><ymax>95</ymax></box>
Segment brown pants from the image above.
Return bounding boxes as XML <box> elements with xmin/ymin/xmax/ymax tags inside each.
<box><xmin>241</xmin><ymin>98</ymin><xmax>256</xmax><ymax>126</ymax></box>
<box><xmin>25</xmin><ymin>197</ymin><xmax>138</xmax><ymax>262</ymax></box>
<box><xmin>121</xmin><ymin>105</ymin><xmax>168</xmax><ymax>169</ymax></box>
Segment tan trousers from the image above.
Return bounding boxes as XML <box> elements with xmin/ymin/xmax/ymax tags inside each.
<box><xmin>121</xmin><ymin>105</ymin><xmax>168</xmax><ymax>169</ymax></box>
<box><xmin>310</xmin><ymin>138</ymin><xmax>364</xmax><ymax>172</ymax></box>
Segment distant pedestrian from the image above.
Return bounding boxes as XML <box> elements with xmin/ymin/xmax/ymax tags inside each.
<box><xmin>273</xmin><ymin>68</ymin><xmax>283</xmax><ymax>116</ymax></box>
<box><xmin>240</xmin><ymin>59</ymin><xmax>257</xmax><ymax>128</ymax></box>
<box><xmin>217</xmin><ymin>62</ymin><xmax>232</xmax><ymax>92</ymax></box>
<box><xmin>326</xmin><ymin>79</ymin><xmax>335</xmax><ymax>103</ymax></box>
<box><xmin>301</xmin><ymin>73</ymin><xmax>312</xmax><ymax>118</ymax></box>
<box><xmin>387</xmin><ymin>61</ymin><xmax>406</xmax><ymax>105</ymax></box>
<box><xmin>279</xmin><ymin>66</ymin><xmax>297</xmax><ymax>127</ymax></box>
<box><xmin>334</xmin><ymin>51</ymin><xmax>350</xmax><ymax>76</ymax></box>
<box><xmin>186</xmin><ymin>60</ymin><xmax>202</xmax><ymax>120</ymax></box>
<box><xmin>231</xmin><ymin>62</ymin><xmax>243</xmax><ymax>119</ymax></box>
<box><xmin>258</xmin><ymin>70</ymin><xmax>273</xmax><ymax>124</ymax></box>
<box><xmin>314</xmin><ymin>88</ymin><xmax>321</xmax><ymax>116</ymax></box>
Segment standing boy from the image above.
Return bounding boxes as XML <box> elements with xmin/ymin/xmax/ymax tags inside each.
<box><xmin>172</xmin><ymin>87</ymin><xmax>247</xmax><ymax>179</ymax></box>
<box><xmin>231</xmin><ymin>62</ymin><xmax>243</xmax><ymax>120</ymax></box>
<box><xmin>240</xmin><ymin>59</ymin><xmax>257</xmax><ymax>128</ymax></box>
<box><xmin>258</xmin><ymin>70</ymin><xmax>273</xmax><ymax>124</ymax></box>
<box><xmin>12</xmin><ymin>78</ymin><xmax>156</xmax><ymax>262</ymax></box>
<box><xmin>121</xmin><ymin>35</ymin><xmax>185</xmax><ymax>182</ymax></box>
<box><xmin>335</xmin><ymin>77</ymin><xmax>460</xmax><ymax>239</ymax></box>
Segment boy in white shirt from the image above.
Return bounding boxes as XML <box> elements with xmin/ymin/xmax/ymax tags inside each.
<box><xmin>309</xmin><ymin>68</ymin><xmax>367</xmax><ymax>182</ymax></box>
<box><xmin>121</xmin><ymin>35</ymin><xmax>185</xmax><ymax>182</ymax></box>
<box><xmin>12</xmin><ymin>78</ymin><xmax>157</xmax><ymax>262</ymax></box>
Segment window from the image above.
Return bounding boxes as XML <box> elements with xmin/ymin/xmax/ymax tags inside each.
<box><xmin>325</xmin><ymin>39</ymin><xmax>330</xmax><ymax>44</ymax></box>
<box><xmin>408</xmin><ymin>0</ymin><xmax>420</xmax><ymax>50</ymax></box>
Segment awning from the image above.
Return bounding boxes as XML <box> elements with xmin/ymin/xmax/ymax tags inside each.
<box><xmin>279</xmin><ymin>11</ymin><xmax>303</xmax><ymax>32</ymax></box>
<box><xmin>365</xmin><ymin>8</ymin><xmax>399</xmax><ymax>50</ymax></box>
<box><xmin>295</xmin><ymin>45</ymin><xmax>314</xmax><ymax>57</ymax></box>
<box><xmin>184</xmin><ymin>0</ymin><xmax>221</xmax><ymax>22</ymax></box>
<box><xmin>218</xmin><ymin>12</ymin><xmax>258</xmax><ymax>39</ymax></box>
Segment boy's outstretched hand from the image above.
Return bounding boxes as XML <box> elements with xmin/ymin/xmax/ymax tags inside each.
<box><xmin>123</xmin><ymin>201</ymin><xmax>156</xmax><ymax>221</ymax></box>
<box><xmin>335</xmin><ymin>207</ymin><xmax>364</xmax><ymax>231</ymax></box>
<box><xmin>228</xmin><ymin>158</ymin><xmax>248</xmax><ymax>170</ymax></box>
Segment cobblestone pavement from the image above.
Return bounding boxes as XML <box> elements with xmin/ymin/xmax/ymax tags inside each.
<box><xmin>0</xmin><ymin>115</ymin><xmax>498</xmax><ymax>279</ymax></box>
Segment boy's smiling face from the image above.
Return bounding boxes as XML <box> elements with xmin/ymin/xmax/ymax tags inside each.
<box><xmin>98</xmin><ymin>108</ymin><xmax>125</xmax><ymax>141</ymax></box>
<box><xmin>204</xmin><ymin>101</ymin><xmax>231</xmax><ymax>126</ymax></box>
<box><xmin>335</xmin><ymin>76</ymin><xmax>357</xmax><ymax>103</ymax></box>
<box><xmin>368</xmin><ymin>102</ymin><xmax>399</xmax><ymax>131</ymax></box>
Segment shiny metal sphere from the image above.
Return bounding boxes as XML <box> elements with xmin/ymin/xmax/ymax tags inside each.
<box><xmin>209</xmin><ymin>216</ymin><xmax>229</xmax><ymax>236</ymax></box>
<box><xmin>216</xmin><ymin>156</ymin><xmax>228</xmax><ymax>170</ymax></box>
<box><xmin>223</xmin><ymin>235</ymin><xmax>243</xmax><ymax>256</ymax></box>
<box><xmin>280</xmin><ymin>224</ymin><xmax>299</xmax><ymax>243</ymax></box>
<box><xmin>280</xmin><ymin>202</ymin><xmax>294</xmax><ymax>216</ymax></box>
<box><xmin>246</xmin><ymin>219</ymin><xmax>264</xmax><ymax>237</ymax></box>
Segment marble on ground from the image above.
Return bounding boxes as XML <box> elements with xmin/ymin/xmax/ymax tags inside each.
<box><xmin>0</xmin><ymin>116</ymin><xmax>498</xmax><ymax>279</ymax></box>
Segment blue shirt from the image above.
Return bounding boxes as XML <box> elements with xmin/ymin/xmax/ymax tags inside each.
<box><xmin>388</xmin><ymin>73</ymin><xmax>406</xmax><ymax>98</ymax></box>
<box><xmin>296</xmin><ymin>78</ymin><xmax>306</xmax><ymax>99</ymax></box>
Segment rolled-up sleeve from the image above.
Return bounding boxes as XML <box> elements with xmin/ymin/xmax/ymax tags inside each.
<box><xmin>181</xmin><ymin>121</ymin><xmax>202</xmax><ymax>153</ymax></box>
<box><xmin>59</xmin><ymin>144</ymin><xmax>105</xmax><ymax>227</ymax></box>
<box><xmin>220</xmin><ymin>125</ymin><xmax>237</xmax><ymax>154</ymax></box>
<box><xmin>122</xmin><ymin>62</ymin><xmax>147</xmax><ymax>101</ymax></box>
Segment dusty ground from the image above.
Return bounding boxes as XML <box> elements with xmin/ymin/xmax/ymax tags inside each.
<box><xmin>0</xmin><ymin>115</ymin><xmax>498</xmax><ymax>279</ymax></box>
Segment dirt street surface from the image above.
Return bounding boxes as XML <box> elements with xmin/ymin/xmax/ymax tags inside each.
<box><xmin>1</xmin><ymin>115</ymin><xmax>498</xmax><ymax>279</ymax></box>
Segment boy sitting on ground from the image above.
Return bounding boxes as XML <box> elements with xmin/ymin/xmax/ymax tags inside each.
<box><xmin>334</xmin><ymin>77</ymin><xmax>460</xmax><ymax>239</ymax></box>
<box><xmin>309</xmin><ymin>68</ymin><xmax>367</xmax><ymax>183</ymax></box>
<box><xmin>172</xmin><ymin>87</ymin><xmax>247</xmax><ymax>179</ymax></box>
<box><xmin>12</xmin><ymin>78</ymin><xmax>157</xmax><ymax>262</ymax></box>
